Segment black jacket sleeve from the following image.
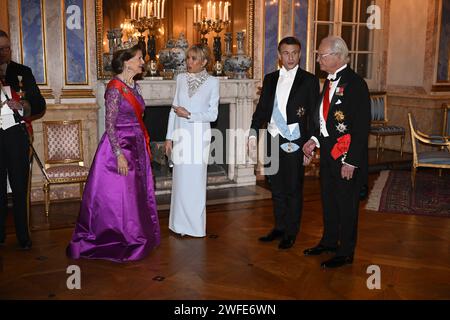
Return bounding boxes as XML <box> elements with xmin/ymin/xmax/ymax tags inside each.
<box><xmin>6</xmin><ymin>62</ymin><xmax>46</xmax><ymax>117</ymax></box>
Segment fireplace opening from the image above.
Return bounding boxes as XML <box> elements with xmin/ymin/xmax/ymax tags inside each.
<box><xmin>143</xmin><ymin>104</ymin><xmax>230</xmax><ymax>190</ymax></box>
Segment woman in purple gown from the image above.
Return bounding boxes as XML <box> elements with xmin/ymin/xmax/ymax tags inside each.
<box><xmin>67</xmin><ymin>44</ymin><xmax>160</xmax><ymax>262</ymax></box>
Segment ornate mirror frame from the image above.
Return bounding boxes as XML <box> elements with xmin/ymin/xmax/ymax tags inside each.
<box><xmin>95</xmin><ymin>0</ymin><xmax>254</xmax><ymax>80</ymax></box>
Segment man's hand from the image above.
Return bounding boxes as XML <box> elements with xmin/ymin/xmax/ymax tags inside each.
<box><xmin>302</xmin><ymin>139</ymin><xmax>316</xmax><ymax>157</ymax></box>
<box><xmin>341</xmin><ymin>163</ymin><xmax>355</xmax><ymax>180</ymax></box>
<box><xmin>6</xmin><ymin>100</ymin><xmax>23</xmax><ymax>111</ymax></box>
<box><xmin>303</xmin><ymin>154</ymin><xmax>313</xmax><ymax>166</ymax></box>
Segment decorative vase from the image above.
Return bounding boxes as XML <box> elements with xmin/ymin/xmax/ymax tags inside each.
<box><xmin>224</xmin><ymin>31</ymin><xmax>252</xmax><ymax>79</ymax></box>
<box><xmin>171</xmin><ymin>33</ymin><xmax>188</xmax><ymax>74</ymax></box>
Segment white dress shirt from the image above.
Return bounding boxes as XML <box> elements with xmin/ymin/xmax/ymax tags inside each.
<box><xmin>310</xmin><ymin>64</ymin><xmax>356</xmax><ymax>167</ymax></box>
<box><xmin>311</xmin><ymin>64</ymin><xmax>347</xmax><ymax>146</ymax></box>
<box><xmin>267</xmin><ymin>65</ymin><xmax>299</xmax><ymax>138</ymax></box>
<box><xmin>0</xmin><ymin>86</ymin><xmax>22</xmax><ymax>130</ymax></box>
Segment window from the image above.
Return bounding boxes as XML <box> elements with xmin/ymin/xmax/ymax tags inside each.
<box><xmin>311</xmin><ymin>0</ymin><xmax>381</xmax><ymax>87</ymax></box>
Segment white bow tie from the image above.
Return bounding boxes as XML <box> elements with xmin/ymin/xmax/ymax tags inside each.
<box><xmin>280</xmin><ymin>68</ymin><xmax>294</xmax><ymax>79</ymax></box>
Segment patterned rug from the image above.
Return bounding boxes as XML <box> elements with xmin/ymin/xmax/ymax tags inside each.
<box><xmin>366</xmin><ymin>170</ymin><xmax>450</xmax><ymax>217</ymax></box>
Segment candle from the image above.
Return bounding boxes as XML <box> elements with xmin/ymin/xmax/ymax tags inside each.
<box><xmin>213</xmin><ymin>2</ymin><xmax>216</xmax><ymax>20</ymax></box>
<box><xmin>199</xmin><ymin>6</ymin><xmax>202</xmax><ymax>21</ymax></box>
<box><xmin>207</xmin><ymin>1</ymin><xmax>210</xmax><ymax>20</ymax></box>
<box><xmin>138</xmin><ymin>3</ymin><xmax>141</xmax><ymax>18</ymax></box>
<box><xmin>153</xmin><ymin>0</ymin><xmax>156</xmax><ymax>17</ymax></box>
<box><xmin>162</xmin><ymin>0</ymin><xmax>165</xmax><ymax>18</ymax></box>
<box><xmin>219</xmin><ymin>1</ymin><xmax>222</xmax><ymax>20</ymax></box>
<box><xmin>194</xmin><ymin>5</ymin><xmax>197</xmax><ymax>23</ymax></box>
<box><xmin>141</xmin><ymin>0</ymin><xmax>146</xmax><ymax>18</ymax></box>
<box><xmin>157</xmin><ymin>0</ymin><xmax>160</xmax><ymax>18</ymax></box>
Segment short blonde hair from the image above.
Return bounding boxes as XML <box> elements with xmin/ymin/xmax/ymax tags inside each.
<box><xmin>186</xmin><ymin>44</ymin><xmax>212</xmax><ymax>69</ymax></box>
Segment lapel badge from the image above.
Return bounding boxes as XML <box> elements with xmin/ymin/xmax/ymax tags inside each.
<box><xmin>334</xmin><ymin>110</ymin><xmax>345</xmax><ymax>122</ymax></box>
<box><xmin>296</xmin><ymin>106</ymin><xmax>306</xmax><ymax>118</ymax></box>
<box><xmin>335</xmin><ymin>86</ymin><xmax>345</xmax><ymax>96</ymax></box>
<box><xmin>336</xmin><ymin>122</ymin><xmax>348</xmax><ymax>133</ymax></box>
<box><xmin>123</xmin><ymin>87</ymin><xmax>129</xmax><ymax>94</ymax></box>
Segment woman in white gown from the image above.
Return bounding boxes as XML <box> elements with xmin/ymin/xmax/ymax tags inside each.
<box><xmin>165</xmin><ymin>45</ymin><xmax>220</xmax><ymax>237</ymax></box>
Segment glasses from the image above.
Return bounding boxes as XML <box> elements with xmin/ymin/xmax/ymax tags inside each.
<box><xmin>316</xmin><ymin>52</ymin><xmax>335</xmax><ymax>60</ymax></box>
<box><xmin>0</xmin><ymin>46</ymin><xmax>10</xmax><ymax>52</ymax></box>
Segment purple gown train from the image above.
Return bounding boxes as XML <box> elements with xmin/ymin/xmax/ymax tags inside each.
<box><xmin>67</xmin><ymin>78</ymin><xmax>160</xmax><ymax>262</ymax></box>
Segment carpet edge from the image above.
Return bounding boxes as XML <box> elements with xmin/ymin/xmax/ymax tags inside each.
<box><xmin>366</xmin><ymin>170</ymin><xmax>390</xmax><ymax>211</ymax></box>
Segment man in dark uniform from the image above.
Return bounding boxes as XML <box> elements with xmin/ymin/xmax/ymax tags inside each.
<box><xmin>303</xmin><ymin>36</ymin><xmax>370</xmax><ymax>268</ymax></box>
<box><xmin>0</xmin><ymin>30</ymin><xmax>46</xmax><ymax>249</ymax></box>
<box><xmin>249</xmin><ymin>36</ymin><xmax>319</xmax><ymax>249</ymax></box>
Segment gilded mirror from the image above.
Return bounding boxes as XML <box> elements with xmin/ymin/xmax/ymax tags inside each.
<box><xmin>95</xmin><ymin>0</ymin><xmax>254</xmax><ymax>79</ymax></box>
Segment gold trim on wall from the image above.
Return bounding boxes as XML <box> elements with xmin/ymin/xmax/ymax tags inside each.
<box><xmin>248</xmin><ymin>0</ymin><xmax>254</xmax><ymax>79</ymax></box>
<box><xmin>18</xmin><ymin>0</ymin><xmax>48</xmax><ymax>85</ymax></box>
<box><xmin>62</xmin><ymin>0</ymin><xmax>89</xmax><ymax>85</ymax></box>
<box><xmin>60</xmin><ymin>89</ymin><xmax>95</xmax><ymax>98</ymax></box>
<box><xmin>95</xmin><ymin>0</ymin><xmax>105</xmax><ymax>80</ymax></box>
<box><xmin>40</xmin><ymin>88</ymin><xmax>55</xmax><ymax>99</ymax></box>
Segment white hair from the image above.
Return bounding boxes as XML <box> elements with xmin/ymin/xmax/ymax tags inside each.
<box><xmin>322</xmin><ymin>36</ymin><xmax>350</xmax><ymax>63</ymax></box>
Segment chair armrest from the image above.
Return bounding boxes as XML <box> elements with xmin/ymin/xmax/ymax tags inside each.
<box><xmin>414</xmin><ymin>132</ymin><xmax>450</xmax><ymax>146</ymax></box>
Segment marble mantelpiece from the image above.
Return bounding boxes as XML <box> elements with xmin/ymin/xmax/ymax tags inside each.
<box><xmin>96</xmin><ymin>78</ymin><xmax>260</xmax><ymax>187</ymax></box>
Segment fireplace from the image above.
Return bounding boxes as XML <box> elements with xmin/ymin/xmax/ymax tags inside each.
<box><xmin>97</xmin><ymin>78</ymin><xmax>259</xmax><ymax>192</ymax></box>
<box><xmin>143</xmin><ymin>103</ymin><xmax>231</xmax><ymax>191</ymax></box>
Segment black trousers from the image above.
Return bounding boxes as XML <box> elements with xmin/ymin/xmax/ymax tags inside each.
<box><xmin>266</xmin><ymin>134</ymin><xmax>305</xmax><ymax>237</ymax></box>
<box><xmin>318</xmin><ymin>137</ymin><xmax>361</xmax><ymax>256</ymax></box>
<box><xmin>0</xmin><ymin>125</ymin><xmax>31</xmax><ymax>244</ymax></box>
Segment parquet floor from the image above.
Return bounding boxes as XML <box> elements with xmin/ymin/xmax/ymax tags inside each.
<box><xmin>1</xmin><ymin>171</ymin><xmax>449</xmax><ymax>300</ymax></box>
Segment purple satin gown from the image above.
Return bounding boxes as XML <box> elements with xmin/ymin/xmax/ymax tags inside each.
<box><xmin>67</xmin><ymin>78</ymin><xmax>160</xmax><ymax>262</ymax></box>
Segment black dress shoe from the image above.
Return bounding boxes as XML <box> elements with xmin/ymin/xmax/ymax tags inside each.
<box><xmin>320</xmin><ymin>255</ymin><xmax>353</xmax><ymax>268</ymax></box>
<box><xmin>278</xmin><ymin>236</ymin><xmax>295</xmax><ymax>249</ymax></box>
<box><xmin>0</xmin><ymin>235</ymin><xmax>5</xmax><ymax>246</ymax></box>
<box><xmin>19</xmin><ymin>239</ymin><xmax>32</xmax><ymax>250</ymax></box>
<box><xmin>303</xmin><ymin>244</ymin><xmax>337</xmax><ymax>256</ymax></box>
<box><xmin>258</xmin><ymin>229</ymin><xmax>284</xmax><ymax>242</ymax></box>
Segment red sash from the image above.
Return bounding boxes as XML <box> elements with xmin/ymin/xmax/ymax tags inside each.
<box><xmin>331</xmin><ymin>134</ymin><xmax>351</xmax><ymax>160</ymax></box>
<box><xmin>107</xmin><ymin>79</ymin><xmax>152</xmax><ymax>159</ymax></box>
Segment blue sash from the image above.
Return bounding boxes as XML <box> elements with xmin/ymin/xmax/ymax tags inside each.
<box><xmin>272</xmin><ymin>98</ymin><xmax>301</xmax><ymax>153</ymax></box>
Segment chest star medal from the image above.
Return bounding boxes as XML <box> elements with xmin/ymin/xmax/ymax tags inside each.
<box><xmin>336</xmin><ymin>122</ymin><xmax>348</xmax><ymax>133</ymax></box>
<box><xmin>296</xmin><ymin>107</ymin><xmax>305</xmax><ymax>118</ymax></box>
<box><xmin>334</xmin><ymin>110</ymin><xmax>345</xmax><ymax>122</ymax></box>
<box><xmin>122</xmin><ymin>87</ymin><xmax>128</xmax><ymax>94</ymax></box>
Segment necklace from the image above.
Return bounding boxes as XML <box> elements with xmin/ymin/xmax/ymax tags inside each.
<box><xmin>118</xmin><ymin>75</ymin><xmax>134</xmax><ymax>87</ymax></box>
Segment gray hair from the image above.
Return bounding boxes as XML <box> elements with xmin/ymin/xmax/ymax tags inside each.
<box><xmin>322</xmin><ymin>36</ymin><xmax>350</xmax><ymax>63</ymax></box>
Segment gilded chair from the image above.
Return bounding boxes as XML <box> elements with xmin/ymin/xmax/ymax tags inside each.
<box><xmin>407</xmin><ymin>113</ymin><xmax>450</xmax><ymax>188</ymax></box>
<box><xmin>369</xmin><ymin>92</ymin><xmax>405</xmax><ymax>159</ymax></box>
<box><xmin>42</xmin><ymin>120</ymin><xmax>90</xmax><ymax>216</ymax></box>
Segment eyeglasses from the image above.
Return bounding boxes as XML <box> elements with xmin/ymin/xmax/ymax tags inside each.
<box><xmin>316</xmin><ymin>52</ymin><xmax>335</xmax><ymax>60</ymax></box>
<box><xmin>0</xmin><ymin>46</ymin><xmax>10</xmax><ymax>52</ymax></box>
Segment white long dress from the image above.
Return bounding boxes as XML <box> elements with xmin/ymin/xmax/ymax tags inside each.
<box><xmin>166</xmin><ymin>71</ymin><xmax>220</xmax><ymax>237</ymax></box>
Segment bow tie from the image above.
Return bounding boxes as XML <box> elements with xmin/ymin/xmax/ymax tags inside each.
<box><xmin>280</xmin><ymin>68</ymin><xmax>294</xmax><ymax>78</ymax></box>
<box><xmin>327</xmin><ymin>74</ymin><xmax>340</xmax><ymax>82</ymax></box>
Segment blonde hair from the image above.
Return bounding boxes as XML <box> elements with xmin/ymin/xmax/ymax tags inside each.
<box><xmin>186</xmin><ymin>45</ymin><xmax>212</xmax><ymax>69</ymax></box>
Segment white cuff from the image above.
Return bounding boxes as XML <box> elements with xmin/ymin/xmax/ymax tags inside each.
<box><xmin>311</xmin><ymin>136</ymin><xmax>320</xmax><ymax>148</ymax></box>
